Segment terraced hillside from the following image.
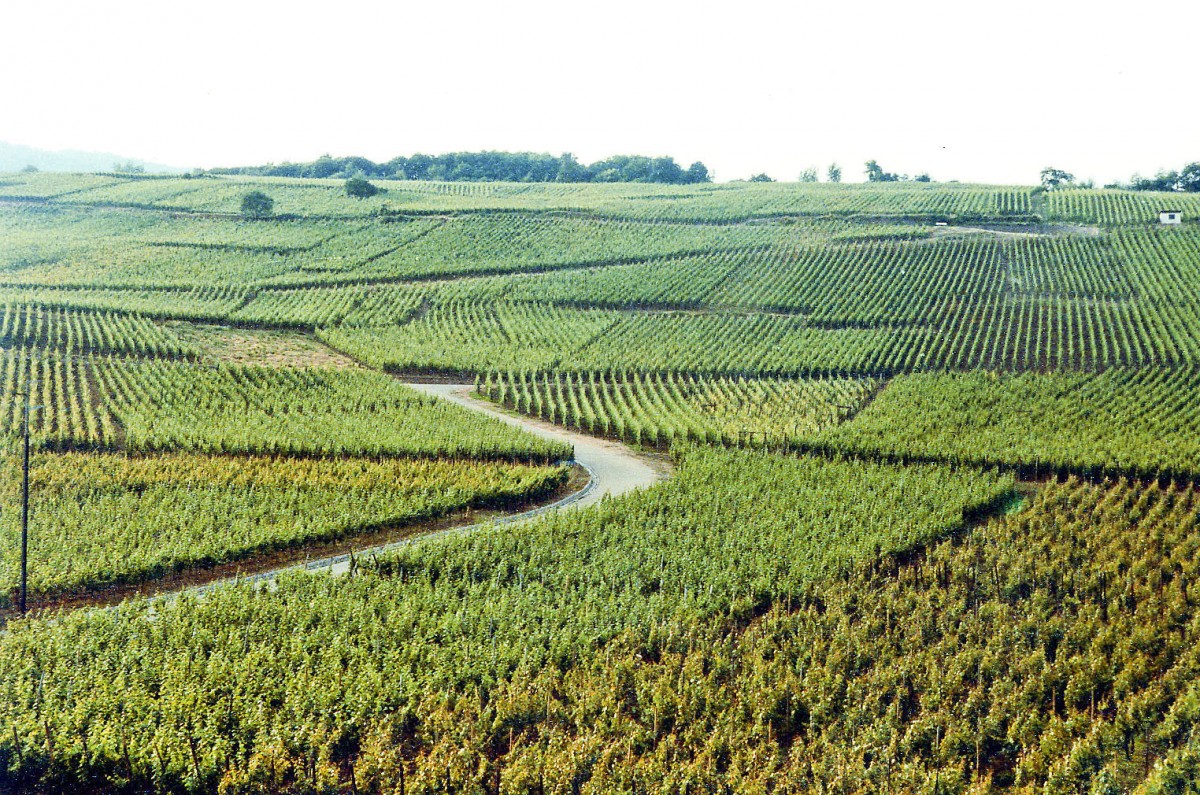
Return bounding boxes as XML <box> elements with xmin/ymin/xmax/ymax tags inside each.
<box><xmin>1</xmin><ymin>172</ymin><xmax>1198</xmax><ymax>793</ymax></box>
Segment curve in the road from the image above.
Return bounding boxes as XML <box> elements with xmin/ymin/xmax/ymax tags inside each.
<box><xmin>183</xmin><ymin>383</ymin><xmax>669</xmax><ymax>591</ymax></box>
<box><xmin>407</xmin><ymin>383</ymin><xmax>667</xmax><ymax>508</ymax></box>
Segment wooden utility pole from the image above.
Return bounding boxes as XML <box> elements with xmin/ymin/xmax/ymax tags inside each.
<box><xmin>19</xmin><ymin>396</ymin><xmax>28</xmax><ymax>614</ymax></box>
<box><xmin>18</xmin><ymin>381</ymin><xmax>40</xmax><ymax>616</ymax></box>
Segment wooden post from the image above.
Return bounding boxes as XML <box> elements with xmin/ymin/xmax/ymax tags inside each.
<box><xmin>19</xmin><ymin>395</ymin><xmax>31</xmax><ymax>615</ymax></box>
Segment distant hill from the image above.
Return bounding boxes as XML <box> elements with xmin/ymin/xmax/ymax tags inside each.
<box><xmin>0</xmin><ymin>141</ymin><xmax>183</xmax><ymax>174</ymax></box>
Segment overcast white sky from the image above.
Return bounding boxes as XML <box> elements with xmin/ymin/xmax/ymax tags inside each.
<box><xmin>3</xmin><ymin>0</ymin><xmax>1197</xmax><ymax>184</ymax></box>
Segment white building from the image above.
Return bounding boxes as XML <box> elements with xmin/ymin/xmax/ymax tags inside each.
<box><xmin>1159</xmin><ymin>210</ymin><xmax>1183</xmax><ymax>225</ymax></box>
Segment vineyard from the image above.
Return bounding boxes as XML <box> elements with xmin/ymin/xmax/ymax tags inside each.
<box><xmin>804</xmin><ymin>368</ymin><xmax>1200</xmax><ymax>482</ymax></box>
<box><xmin>0</xmin><ymin>303</ymin><xmax>196</xmax><ymax>358</ymax></box>
<box><xmin>0</xmin><ymin>452</ymin><xmax>567</xmax><ymax>603</ymax></box>
<box><xmin>477</xmin><ymin>370</ymin><xmax>880</xmax><ymax>447</ymax></box>
<box><xmin>0</xmin><ymin>448</ymin><xmax>1019</xmax><ymax>792</ymax></box>
<box><xmin>1</xmin><ymin>170</ymin><xmax>1199</xmax><ymax>792</ymax></box>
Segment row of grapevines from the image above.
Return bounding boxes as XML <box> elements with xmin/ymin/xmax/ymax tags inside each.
<box><xmin>0</xmin><ymin>206</ymin><xmax>427</xmax><ymax>289</ymax></box>
<box><xmin>322</xmin><ymin>291</ymin><xmax>1200</xmax><ymax>378</ymax></box>
<box><xmin>361</xmin><ymin>214</ymin><xmax>782</xmax><ymax>281</ymax></box>
<box><xmin>1115</xmin><ymin>226</ymin><xmax>1200</xmax><ymax>304</ymax></box>
<box><xmin>1045</xmin><ymin>188</ymin><xmax>1200</xmax><ymax>225</ymax></box>
<box><xmin>584</xmin><ymin>182</ymin><xmax>1037</xmax><ymax>223</ymax></box>
<box><xmin>0</xmin><ymin>447</ymin><xmax>1014</xmax><ymax>792</ymax></box>
<box><xmin>0</xmin><ymin>282</ymin><xmax>423</xmax><ymax>331</ymax></box>
<box><xmin>0</xmin><ymin>350</ymin><xmax>117</xmax><ymax>448</ymax></box>
<box><xmin>807</xmin><ymin>368</ymin><xmax>1200</xmax><ymax>481</ymax></box>
<box><xmin>228</xmin><ymin>284</ymin><xmax>424</xmax><ymax>329</ymax></box>
<box><xmin>133</xmin><ymin>215</ymin><xmax>340</xmax><ymax>251</ymax></box>
<box><xmin>0</xmin><ymin>172</ymin><xmax>126</xmax><ymax>199</ymax></box>
<box><xmin>318</xmin><ymin>301</ymin><xmax>622</xmax><ymax>372</ymax></box>
<box><xmin>498</xmin><ymin>248</ymin><xmax>751</xmax><ymax>309</ymax></box>
<box><xmin>0</xmin><ymin>452</ymin><xmax>567</xmax><ymax>604</ymax></box>
<box><xmin>0</xmin><ymin>303</ymin><xmax>197</xmax><ymax>358</ymax></box>
<box><xmin>706</xmin><ymin>235</ymin><xmax>1133</xmax><ymax>320</ymax></box>
<box><xmin>0</xmin><ymin>285</ymin><xmax>250</xmax><ymax>322</ymax></box>
<box><xmin>9</xmin><ymin>172</ymin><xmax>1040</xmax><ymax>223</ymax></box>
<box><xmin>90</xmin><ymin>357</ymin><xmax>572</xmax><ymax>462</ymax></box>
<box><xmin>569</xmin><ymin>311</ymin><xmax>909</xmax><ymax>375</ymax></box>
<box><xmin>353</xmin><ymin>476</ymin><xmax>1195</xmax><ymax>791</ymax></box>
<box><xmin>0</xmin><ymin>351</ymin><xmax>569</xmax><ymax>460</ymax></box>
<box><xmin>477</xmin><ymin>369</ymin><xmax>878</xmax><ymax>447</ymax></box>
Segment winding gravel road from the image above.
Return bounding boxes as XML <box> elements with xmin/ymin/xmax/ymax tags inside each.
<box><xmin>193</xmin><ymin>383</ymin><xmax>668</xmax><ymax>587</ymax></box>
<box><xmin>0</xmin><ymin>384</ymin><xmax>666</xmax><ymax>621</ymax></box>
<box><xmin>407</xmin><ymin>383</ymin><xmax>667</xmax><ymax>509</ymax></box>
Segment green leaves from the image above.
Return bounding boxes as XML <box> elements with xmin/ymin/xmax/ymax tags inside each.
<box><xmin>0</xmin><ymin>449</ymin><xmax>1013</xmax><ymax>790</ymax></box>
<box><xmin>0</xmin><ymin>453</ymin><xmax>567</xmax><ymax>604</ymax></box>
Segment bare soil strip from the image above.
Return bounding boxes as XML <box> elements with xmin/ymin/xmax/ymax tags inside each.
<box><xmin>168</xmin><ymin>323</ymin><xmax>365</xmax><ymax>369</ymax></box>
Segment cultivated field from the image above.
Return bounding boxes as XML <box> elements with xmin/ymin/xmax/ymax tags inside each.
<box><xmin>1</xmin><ymin>172</ymin><xmax>1198</xmax><ymax>793</ymax></box>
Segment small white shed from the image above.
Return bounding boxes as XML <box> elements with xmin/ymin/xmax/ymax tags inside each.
<box><xmin>1159</xmin><ymin>210</ymin><xmax>1183</xmax><ymax>225</ymax></box>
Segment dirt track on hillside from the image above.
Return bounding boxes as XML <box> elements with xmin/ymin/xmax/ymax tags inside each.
<box><xmin>3</xmin><ymin>384</ymin><xmax>667</xmax><ymax>619</ymax></box>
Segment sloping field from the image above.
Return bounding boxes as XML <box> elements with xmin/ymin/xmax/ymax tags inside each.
<box><xmin>2</xmin><ymin>172</ymin><xmax>1199</xmax><ymax>792</ymax></box>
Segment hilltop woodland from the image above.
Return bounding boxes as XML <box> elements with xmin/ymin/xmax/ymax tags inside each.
<box><xmin>0</xmin><ymin>171</ymin><xmax>1199</xmax><ymax>793</ymax></box>
<box><xmin>211</xmin><ymin>151</ymin><xmax>712</xmax><ymax>185</ymax></box>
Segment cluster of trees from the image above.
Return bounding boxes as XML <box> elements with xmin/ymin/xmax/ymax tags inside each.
<box><xmin>1044</xmin><ymin>162</ymin><xmax>1200</xmax><ymax>193</ymax></box>
<box><xmin>242</xmin><ymin>178</ymin><xmax>383</xmax><ymax>212</ymax></box>
<box><xmin>865</xmin><ymin>159</ymin><xmax>931</xmax><ymax>182</ymax></box>
<box><xmin>344</xmin><ymin>175</ymin><xmax>380</xmax><ymax>198</ymax></box>
<box><xmin>111</xmin><ymin>161</ymin><xmax>146</xmax><ymax>174</ymax></box>
<box><xmin>1041</xmin><ymin>167</ymin><xmax>1076</xmax><ymax>189</ymax></box>
<box><xmin>214</xmin><ymin>151</ymin><xmax>712</xmax><ymax>185</ymax></box>
<box><xmin>1122</xmin><ymin>162</ymin><xmax>1200</xmax><ymax>192</ymax></box>
<box><xmin>737</xmin><ymin>164</ymin><xmax>842</xmax><ymax>184</ymax></box>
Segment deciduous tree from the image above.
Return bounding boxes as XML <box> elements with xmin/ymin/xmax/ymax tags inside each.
<box><xmin>240</xmin><ymin>190</ymin><xmax>274</xmax><ymax>218</ymax></box>
<box><xmin>1040</xmin><ymin>167</ymin><xmax>1075</xmax><ymax>190</ymax></box>
<box><xmin>345</xmin><ymin>176</ymin><xmax>380</xmax><ymax>198</ymax></box>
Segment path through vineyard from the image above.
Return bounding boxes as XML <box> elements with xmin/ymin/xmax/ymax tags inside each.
<box><xmin>189</xmin><ymin>382</ymin><xmax>668</xmax><ymax>583</ymax></box>
<box><xmin>13</xmin><ymin>383</ymin><xmax>668</xmax><ymax>616</ymax></box>
<box><xmin>405</xmin><ymin>382</ymin><xmax>670</xmax><ymax>508</ymax></box>
<box><xmin>174</xmin><ymin>383</ymin><xmax>668</xmax><ymax>593</ymax></box>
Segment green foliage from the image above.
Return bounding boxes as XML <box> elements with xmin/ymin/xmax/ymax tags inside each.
<box><xmin>0</xmin><ymin>351</ymin><xmax>569</xmax><ymax>461</ymax></box>
<box><xmin>0</xmin><ymin>166</ymin><xmax>1198</xmax><ymax>794</ymax></box>
<box><xmin>0</xmin><ymin>452</ymin><xmax>566</xmax><ymax>604</ymax></box>
<box><xmin>11</xmin><ymin>470</ymin><xmax>1198</xmax><ymax>792</ymax></box>
<box><xmin>344</xmin><ymin>176</ymin><xmax>380</xmax><ymax>198</ymax></box>
<box><xmin>90</xmin><ymin>358</ymin><xmax>572</xmax><ymax>462</ymax></box>
<box><xmin>1</xmin><ymin>172</ymin><xmax>1040</xmax><ymax>223</ymax></box>
<box><xmin>496</xmin><ymin>248</ymin><xmax>755</xmax><ymax>309</ymax></box>
<box><xmin>1041</xmin><ymin>166</ymin><xmax>1076</xmax><ymax>189</ymax></box>
<box><xmin>240</xmin><ymin>189</ymin><xmax>274</xmax><ymax>217</ymax></box>
<box><xmin>0</xmin><ymin>448</ymin><xmax>1015</xmax><ymax>792</ymax></box>
<box><xmin>866</xmin><ymin>159</ymin><xmax>905</xmax><ymax>182</ymax></box>
<box><xmin>211</xmin><ymin>150</ymin><xmax>713</xmax><ymax>184</ymax></box>
<box><xmin>0</xmin><ymin>350</ymin><xmax>121</xmax><ymax>448</ymax></box>
<box><xmin>0</xmin><ymin>303</ymin><xmax>197</xmax><ymax>358</ymax></box>
<box><xmin>806</xmin><ymin>368</ymin><xmax>1200</xmax><ymax>481</ymax></box>
<box><xmin>229</xmin><ymin>283</ymin><xmax>425</xmax><ymax>328</ymax></box>
<box><xmin>319</xmin><ymin>301</ymin><xmax>621</xmax><ymax>373</ymax></box>
<box><xmin>478</xmin><ymin>370</ymin><xmax>879</xmax><ymax>447</ymax></box>
<box><xmin>1046</xmin><ymin>189</ymin><xmax>1200</xmax><ymax>224</ymax></box>
<box><xmin>1123</xmin><ymin>163</ymin><xmax>1200</xmax><ymax>193</ymax></box>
